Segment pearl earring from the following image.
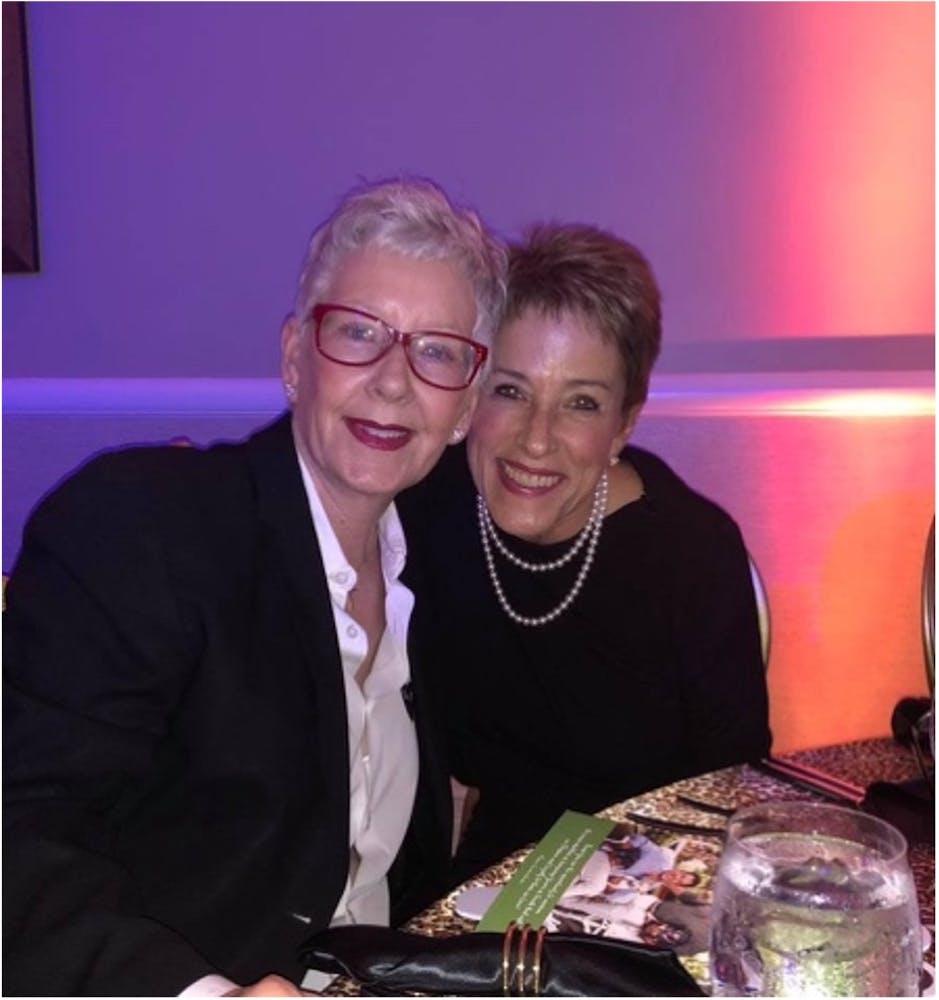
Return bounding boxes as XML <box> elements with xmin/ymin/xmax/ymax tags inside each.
<box><xmin>284</xmin><ymin>383</ymin><xmax>297</xmax><ymax>402</ymax></box>
<box><xmin>609</xmin><ymin>454</ymin><xmax>619</xmax><ymax>467</ymax></box>
<box><xmin>450</xmin><ymin>428</ymin><xmax>466</xmax><ymax>445</ymax></box>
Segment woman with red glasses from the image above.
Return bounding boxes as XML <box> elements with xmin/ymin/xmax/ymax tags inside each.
<box><xmin>3</xmin><ymin>178</ymin><xmax>506</xmax><ymax>997</ymax></box>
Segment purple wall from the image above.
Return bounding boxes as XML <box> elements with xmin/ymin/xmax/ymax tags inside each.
<box><xmin>4</xmin><ymin>2</ymin><xmax>933</xmax><ymax>379</ymax></box>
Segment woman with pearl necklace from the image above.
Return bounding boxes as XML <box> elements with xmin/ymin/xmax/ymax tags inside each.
<box><xmin>400</xmin><ymin>222</ymin><xmax>771</xmax><ymax>885</ymax></box>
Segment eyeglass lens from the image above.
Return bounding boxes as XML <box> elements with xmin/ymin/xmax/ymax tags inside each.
<box><xmin>317</xmin><ymin>307</ymin><xmax>479</xmax><ymax>389</ymax></box>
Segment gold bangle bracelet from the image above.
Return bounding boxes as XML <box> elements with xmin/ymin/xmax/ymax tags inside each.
<box><xmin>515</xmin><ymin>924</ymin><xmax>531</xmax><ymax>996</ymax></box>
<box><xmin>531</xmin><ymin>926</ymin><xmax>547</xmax><ymax>997</ymax></box>
<box><xmin>502</xmin><ymin>921</ymin><xmax>517</xmax><ymax>996</ymax></box>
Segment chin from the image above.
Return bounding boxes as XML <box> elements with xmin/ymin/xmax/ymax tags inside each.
<box><xmin>494</xmin><ymin>513</ymin><xmax>548</xmax><ymax>544</ymax></box>
<box><xmin>342</xmin><ymin>468</ymin><xmax>409</xmax><ymax>499</ymax></box>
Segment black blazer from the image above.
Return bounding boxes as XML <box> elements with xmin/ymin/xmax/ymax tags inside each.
<box><xmin>3</xmin><ymin>414</ymin><xmax>451</xmax><ymax>996</ymax></box>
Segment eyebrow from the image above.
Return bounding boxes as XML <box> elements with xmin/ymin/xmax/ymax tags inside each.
<box><xmin>492</xmin><ymin>366</ymin><xmax>617</xmax><ymax>393</ymax></box>
<box><xmin>345</xmin><ymin>306</ymin><xmax>464</xmax><ymax>335</ymax></box>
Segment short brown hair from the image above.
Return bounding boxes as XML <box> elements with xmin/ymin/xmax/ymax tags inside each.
<box><xmin>504</xmin><ymin>224</ymin><xmax>661</xmax><ymax>408</ymax></box>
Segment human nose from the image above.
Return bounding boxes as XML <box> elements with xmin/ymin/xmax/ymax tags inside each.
<box><xmin>518</xmin><ymin>403</ymin><xmax>556</xmax><ymax>457</ymax></box>
<box><xmin>367</xmin><ymin>337</ymin><xmax>414</xmax><ymax>401</ymax></box>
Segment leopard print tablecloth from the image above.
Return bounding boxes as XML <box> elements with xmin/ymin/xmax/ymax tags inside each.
<box><xmin>323</xmin><ymin>738</ymin><xmax>934</xmax><ymax>995</ymax></box>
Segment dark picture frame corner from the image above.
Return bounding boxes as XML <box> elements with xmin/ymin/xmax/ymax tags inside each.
<box><xmin>3</xmin><ymin>1</ymin><xmax>40</xmax><ymax>274</ymax></box>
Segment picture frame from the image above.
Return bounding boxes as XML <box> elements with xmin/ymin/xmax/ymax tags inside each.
<box><xmin>3</xmin><ymin>1</ymin><xmax>40</xmax><ymax>273</ymax></box>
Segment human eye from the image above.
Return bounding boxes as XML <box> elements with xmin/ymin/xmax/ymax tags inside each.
<box><xmin>570</xmin><ymin>393</ymin><xmax>601</xmax><ymax>411</ymax></box>
<box><xmin>336</xmin><ymin>319</ymin><xmax>378</xmax><ymax>344</ymax></box>
<box><xmin>415</xmin><ymin>336</ymin><xmax>459</xmax><ymax>366</ymax></box>
<box><xmin>490</xmin><ymin>381</ymin><xmax>525</xmax><ymax>401</ymax></box>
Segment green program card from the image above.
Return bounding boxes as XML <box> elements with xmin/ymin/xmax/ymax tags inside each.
<box><xmin>476</xmin><ymin>811</ymin><xmax>615</xmax><ymax>932</ymax></box>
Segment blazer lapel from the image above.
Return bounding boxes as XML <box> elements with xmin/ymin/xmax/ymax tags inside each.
<box><xmin>245</xmin><ymin>413</ymin><xmax>349</xmax><ymax>771</ymax></box>
<box><xmin>245</xmin><ymin>417</ymin><xmax>335</xmax><ymax>641</ymax></box>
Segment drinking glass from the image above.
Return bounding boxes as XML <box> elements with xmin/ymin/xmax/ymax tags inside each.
<box><xmin>709</xmin><ymin>800</ymin><xmax>921</xmax><ymax>996</ymax></box>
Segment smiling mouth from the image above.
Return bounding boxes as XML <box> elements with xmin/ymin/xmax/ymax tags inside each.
<box><xmin>346</xmin><ymin>418</ymin><xmax>413</xmax><ymax>451</ymax></box>
<box><xmin>498</xmin><ymin>460</ymin><xmax>563</xmax><ymax>491</ymax></box>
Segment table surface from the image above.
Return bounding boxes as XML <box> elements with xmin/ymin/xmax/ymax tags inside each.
<box><xmin>327</xmin><ymin>737</ymin><xmax>934</xmax><ymax>995</ymax></box>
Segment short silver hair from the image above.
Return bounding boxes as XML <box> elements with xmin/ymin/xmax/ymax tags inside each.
<box><xmin>295</xmin><ymin>177</ymin><xmax>507</xmax><ymax>345</ymax></box>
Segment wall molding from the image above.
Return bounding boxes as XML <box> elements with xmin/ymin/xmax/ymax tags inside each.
<box><xmin>4</xmin><ymin>372</ymin><xmax>934</xmax><ymax>419</ymax></box>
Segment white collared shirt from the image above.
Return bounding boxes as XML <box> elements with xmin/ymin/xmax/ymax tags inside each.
<box><xmin>181</xmin><ymin>453</ymin><xmax>420</xmax><ymax>997</ymax></box>
<box><xmin>296</xmin><ymin>454</ymin><xmax>419</xmax><ymax>928</ymax></box>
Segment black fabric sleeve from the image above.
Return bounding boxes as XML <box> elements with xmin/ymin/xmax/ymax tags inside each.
<box><xmin>671</xmin><ymin>513</ymin><xmax>772</xmax><ymax>772</ymax></box>
<box><xmin>3</xmin><ymin>457</ymin><xmax>219</xmax><ymax>996</ymax></box>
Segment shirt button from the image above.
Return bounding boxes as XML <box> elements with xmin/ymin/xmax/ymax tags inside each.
<box><xmin>347</xmin><ymin>625</ymin><xmax>358</xmax><ymax>638</ymax></box>
<box><xmin>335</xmin><ymin>571</ymin><xmax>349</xmax><ymax>585</ymax></box>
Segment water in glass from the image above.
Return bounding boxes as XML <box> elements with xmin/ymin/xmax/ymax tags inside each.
<box><xmin>709</xmin><ymin>803</ymin><xmax>921</xmax><ymax>997</ymax></box>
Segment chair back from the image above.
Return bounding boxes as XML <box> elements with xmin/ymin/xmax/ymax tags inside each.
<box><xmin>748</xmin><ymin>554</ymin><xmax>770</xmax><ymax>669</ymax></box>
<box><xmin>923</xmin><ymin>518</ymin><xmax>935</xmax><ymax>693</ymax></box>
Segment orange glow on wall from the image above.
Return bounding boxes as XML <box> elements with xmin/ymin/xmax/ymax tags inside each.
<box><xmin>743</xmin><ymin>417</ymin><xmax>933</xmax><ymax>754</ymax></box>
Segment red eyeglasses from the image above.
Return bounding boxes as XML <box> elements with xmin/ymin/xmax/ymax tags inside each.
<box><xmin>310</xmin><ymin>303</ymin><xmax>488</xmax><ymax>391</ymax></box>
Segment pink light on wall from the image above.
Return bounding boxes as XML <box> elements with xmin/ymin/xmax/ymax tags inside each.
<box><xmin>761</xmin><ymin>2</ymin><xmax>934</xmax><ymax>338</ymax></box>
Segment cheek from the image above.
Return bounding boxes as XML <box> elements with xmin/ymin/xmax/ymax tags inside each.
<box><xmin>301</xmin><ymin>358</ymin><xmax>336</xmax><ymax>402</ymax></box>
<box><xmin>465</xmin><ymin>415</ymin><xmax>504</xmax><ymax>475</ymax></box>
<box><xmin>574</xmin><ymin>425</ymin><xmax>625</xmax><ymax>464</ymax></box>
<box><xmin>468</xmin><ymin>405</ymin><xmax>509</xmax><ymax>448</ymax></box>
<box><xmin>309</xmin><ymin>362</ymin><xmax>375</xmax><ymax>412</ymax></box>
<box><xmin>465</xmin><ymin>436</ymin><xmax>491</xmax><ymax>494</ymax></box>
<box><xmin>419</xmin><ymin>391</ymin><xmax>469</xmax><ymax>438</ymax></box>
<box><xmin>294</xmin><ymin>400</ymin><xmax>332</xmax><ymax>455</ymax></box>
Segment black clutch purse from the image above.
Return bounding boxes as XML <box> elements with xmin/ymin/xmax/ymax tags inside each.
<box><xmin>299</xmin><ymin>923</ymin><xmax>705</xmax><ymax>996</ymax></box>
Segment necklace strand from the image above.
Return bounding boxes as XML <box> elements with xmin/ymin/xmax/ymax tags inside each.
<box><xmin>478</xmin><ymin>471</ymin><xmax>606</xmax><ymax>571</ymax></box>
<box><xmin>477</xmin><ymin>471</ymin><xmax>608</xmax><ymax>627</ymax></box>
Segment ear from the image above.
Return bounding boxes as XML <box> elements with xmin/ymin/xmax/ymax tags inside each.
<box><xmin>610</xmin><ymin>403</ymin><xmax>643</xmax><ymax>460</ymax></box>
<box><xmin>280</xmin><ymin>314</ymin><xmax>302</xmax><ymax>389</ymax></box>
<box><xmin>449</xmin><ymin>385</ymin><xmax>479</xmax><ymax>445</ymax></box>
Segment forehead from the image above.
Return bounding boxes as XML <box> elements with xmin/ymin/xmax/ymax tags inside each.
<box><xmin>320</xmin><ymin>246</ymin><xmax>476</xmax><ymax>332</ymax></box>
<box><xmin>494</xmin><ymin>307</ymin><xmax>626</xmax><ymax>386</ymax></box>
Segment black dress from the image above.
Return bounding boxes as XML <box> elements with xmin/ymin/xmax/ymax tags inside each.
<box><xmin>400</xmin><ymin>443</ymin><xmax>771</xmax><ymax>883</ymax></box>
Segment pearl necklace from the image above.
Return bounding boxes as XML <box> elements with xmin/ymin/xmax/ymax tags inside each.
<box><xmin>477</xmin><ymin>471</ymin><xmax>608</xmax><ymax>627</ymax></box>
